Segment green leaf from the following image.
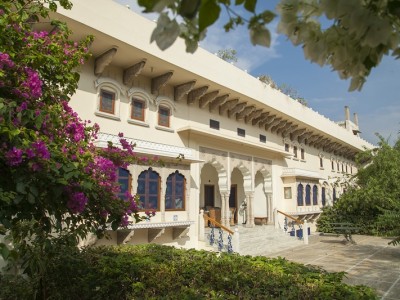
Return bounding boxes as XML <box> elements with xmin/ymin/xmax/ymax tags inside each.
<box><xmin>16</xmin><ymin>182</ymin><xmax>27</xmax><ymax>194</ymax></box>
<box><xmin>198</xmin><ymin>0</ymin><xmax>221</xmax><ymax>33</ymax></box>
<box><xmin>0</xmin><ymin>243</ymin><xmax>10</xmax><ymax>260</ymax></box>
<box><xmin>249</xmin><ymin>25</ymin><xmax>271</xmax><ymax>47</ymax></box>
<box><xmin>151</xmin><ymin>14</ymin><xmax>180</xmax><ymax>50</ymax></box>
<box><xmin>244</xmin><ymin>0</ymin><xmax>256</xmax><ymax>13</ymax></box>
<box><xmin>178</xmin><ymin>0</ymin><xmax>201</xmax><ymax>19</ymax></box>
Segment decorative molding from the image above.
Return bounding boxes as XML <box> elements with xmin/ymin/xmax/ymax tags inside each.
<box><xmin>94</xmin><ymin>47</ymin><xmax>118</xmax><ymax>76</ymax></box>
<box><xmin>219</xmin><ymin>98</ymin><xmax>239</xmax><ymax>115</ymax></box>
<box><xmin>209</xmin><ymin>94</ymin><xmax>229</xmax><ymax>112</ymax></box>
<box><xmin>282</xmin><ymin>124</ymin><xmax>298</xmax><ymax>137</ymax></box>
<box><xmin>174</xmin><ymin>80</ymin><xmax>196</xmax><ymax>101</ymax></box>
<box><xmin>281</xmin><ymin>168</ymin><xmax>326</xmax><ymax>180</ymax></box>
<box><xmin>123</xmin><ymin>60</ymin><xmax>146</xmax><ymax>85</ymax></box>
<box><xmin>94</xmin><ymin>77</ymin><xmax>124</xmax><ymax>94</ymax></box>
<box><xmin>199</xmin><ymin>90</ymin><xmax>219</xmax><ymax>109</ymax></box>
<box><xmin>187</xmin><ymin>86</ymin><xmax>208</xmax><ymax>104</ymax></box>
<box><xmin>291</xmin><ymin>128</ymin><xmax>307</xmax><ymax>141</ymax></box>
<box><xmin>237</xmin><ymin>105</ymin><xmax>255</xmax><ymax>120</ymax></box>
<box><xmin>259</xmin><ymin>114</ymin><xmax>276</xmax><ymax>127</ymax></box>
<box><xmin>228</xmin><ymin>101</ymin><xmax>247</xmax><ymax>118</ymax></box>
<box><xmin>125</xmin><ymin>221</ymin><xmax>194</xmax><ymax>230</ymax></box>
<box><xmin>297</xmin><ymin>131</ymin><xmax>313</xmax><ymax>143</ymax></box>
<box><xmin>151</xmin><ymin>71</ymin><xmax>173</xmax><ymax>94</ymax></box>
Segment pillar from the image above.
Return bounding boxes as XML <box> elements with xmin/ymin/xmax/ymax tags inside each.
<box><xmin>266</xmin><ymin>192</ymin><xmax>273</xmax><ymax>224</ymax></box>
<box><xmin>245</xmin><ymin>192</ymin><xmax>255</xmax><ymax>227</ymax></box>
<box><xmin>199</xmin><ymin>209</ymin><xmax>205</xmax><ymax>242</ymax></box>
<box><xmin>221</xmin><ymin>191</ymin><xmax>230</xmax><ymax>227</ymax></box>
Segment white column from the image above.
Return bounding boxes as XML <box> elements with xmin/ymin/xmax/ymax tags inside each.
<box><xmin>266</xmin><ymin>192</ymin><xmax>273</xmax><ymax>224</ymax></box>
<box><xmin>221</xmin><ymin>192</ymin><xmax>230</xmax><ymax>227</ymax></box>
<box><xmin>199</xmin><ymin>209</ymin><xmax>205</xmax><ymax>242</ymax></box>
<box><xmin>245</xmin><ymin>192</ymin><xmax>255</xmax><ymax>227</ymax></box>
<box><xmin>303</xmin><ymin>220</ymin><xmax>309</xmax><ymax>245</ymax></box>
<box><xmin>233</xmin><ymin>227</ymin><xmax>240</xmax><ymax>253</ymax></box>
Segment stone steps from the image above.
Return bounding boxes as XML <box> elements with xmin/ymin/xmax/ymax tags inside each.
<box><xmin>203</xmin><ymin>225</ymin><xmax>306</xmax><ymax>256</ymax></box>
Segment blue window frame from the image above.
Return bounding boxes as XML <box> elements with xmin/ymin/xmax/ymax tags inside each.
<box><xmin>117</xmin><ymin>168</ymin><xmax>131</xmax><ymax>200</ymax></box>
<box><xmin>165</xmin><ymin>171</ymin><xmax>185</xmax><ymax>210</ymax></box>
<box><xmin>297</xmin><ymin>184</ymin><xmax>304</xmax><ymax>206</ymax></box>
<box><xmin>312</xmin><ymin>185</ymin><xmax>318</xmax><ymax>205</ymax></box>
<box><xmin>137</xmin><ymin>168</ymin><xmax>160</xmax><ymax>210</ymax></box>
<box><xmin>305</xmin><ymin>184</ymin><xmax>311</xmax><ymax>205</ymax></box>
<box><xmin>321</xmin><ymin>187</ymin><xmax>326</xmax><ymax>206</ymax></box>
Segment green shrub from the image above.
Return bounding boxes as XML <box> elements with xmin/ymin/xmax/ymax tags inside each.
<box><xmin>1</xmin><ymin>244</ymin><xmax>378</xmax><ymax>299</ymax></box>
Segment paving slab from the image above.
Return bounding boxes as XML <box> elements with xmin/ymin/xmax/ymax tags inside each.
<box><xmin>268</xmin><ymin>234</ymin><xmax>400</xmax><ymax>299</ymax></box>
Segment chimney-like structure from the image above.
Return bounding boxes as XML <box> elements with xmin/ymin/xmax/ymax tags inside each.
<box><xmin>353</xmin><ymin>113</ymin><xmax>359</xmax><ymax>127</ymax></box>
<box><xmin>345</xmin><ymin>106</ymin><xmax>350</xmax><ymax>121</ymax></box>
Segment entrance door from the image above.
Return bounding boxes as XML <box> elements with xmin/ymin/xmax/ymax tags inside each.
<box><xmin>229</xmin><ymin>185</ymin><xmax>237</xmax><ymax>224</ymax></box>
<box><xmin>204</xmin><ymin>185</ymin><xmax>215</xmax><ymax>208</ymax></box>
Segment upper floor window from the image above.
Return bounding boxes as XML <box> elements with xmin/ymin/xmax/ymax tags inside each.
<box><xmin>320</xmin><ymin>157</ymin><xmax>324</xmax><ymax>168</ymax></box>
<box><xmin>237</xmin><ymin>128</ymin><xmax>245</xmax><ymax>137</ymax></box>
<box><xmin>131</xmin><ymin>98</ymin><xmax>145</xmax><ymax>121</ymax></box>
<box><xmin>137</xmin><ymin>168</ymin><xmax>160</xmax><ymax>210</ymax></box>
<box><xmin>293</xmin><ymin>146</ymin><xmax>298</xmax><ymax>158</ymax></box>
<box><xmin>210</xmin><ymin>119</ymin><xmax>220</xmax><ymax>130</ymax></box>
<box><xmin>99</xmin><ymin>89</ymin><xmax>115</xmax><ymax>114</ymax></box>
<box><xmin>260</xmin><ymin>134</ymin><xmax>266</xmax><ymax>143</ymax></box>
<box><xmin>158</xmin><ymin>106</ymin><xmax>170</xmax><ymax>127</ymax></box>
<box><xmin>285</xmin><ymin>143</ymin><xmax>289</xmax><ymax>152</ymax></box>
<box><xmin>331</xmin><ymin>161</ymin><xmax>335</xmax><ymax>171</ymax></box>
<box><xmin>166</xmin><ymin>171</ymin><xmax>185</xmax><ymax>210</ymax></box>
<box><xmin>300</xmin><ymin>148</ymin><xmax>305</xmax><ymax>160</ymax></box>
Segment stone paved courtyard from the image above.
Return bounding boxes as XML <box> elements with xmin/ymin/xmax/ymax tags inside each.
<box><xmin>268</xmin><ymin>234</ymin><xmax>400</xmax><ymax>299</ymax></box>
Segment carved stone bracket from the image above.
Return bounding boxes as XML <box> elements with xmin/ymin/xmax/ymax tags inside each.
<box><xmin>117</xmin><ymin>230</ymin><xmax>135</xmax><ymax>245</ymax></box>
<box><xmin>307</xmin><ymin>134</ymin><xmax>321</xmax><ymax>146</ymax></box>
<box><xmin>209</xmin><ymin>94</ymin><xmax>229</xmax><ymax>112</ymax></box>
<box><xmin>199</xmin><ymin>90</ymin><xmax>219</xmax><ymax>109</ymax></box>
<box><xmin>219</xmin><ymin>98</ymin><xmax>239</xmax><ymax>115</ymax></box>
<box><xmin>265</xmin><ymin>117</ymin><xmax>282</xmax><ymax>131</ymax></box>
<box><xmin>94</xmin><ymin>47</ymin><xmax>118</xmax><ymax>76</ymax></box>
<box><xmin>314</xmin><ymin>138</ymin><xmax>330</xmax><ymax>149</ymax></box>
<box><xmin>282</xmin><ymin>124</ymin><xmax>298</xmax><ymax>137</ymax></box>
<box><xmin>237</xmin><ymin>105</ymin><xmax>255</xmax><ymax>120</ymax></box>
<box><xmin>187</xmin><ymin>86</ymin><xmax>208</xmax><ymax>105</ymax></box>
<box><xmin>228</xmin><ymin>102</ymin><xmax>247</xmax><ymax>118</ymax></box>
<box><xmin>271</xmin><ymin>120</ymin><xmax>287</xmax><ymax>133</ymax></box>
<box><xmin>252</xmin><ymin>112</ymin><xmax>269</xmax><ymax>126</ymax></box>
<box><xmin>277</xmin><ymin>121</ymin><xmax>292</xmax><ymax>135</ymax></box>
<box><xmin>259</xmin><ymin>114</ymin><xmax>276</xmax><ymax>128</ymax></box>
<box><xmin>174</xmin><ymin>80</ymin><xmax>196</xmax><ymax>102</ymax></box>
<box><xmin>172</xmin><ymin>227</ymin><xmax>190</xmax><ymax>239</ymax></box>
<box><xmin>291</xmin><ymin>128</ymin><xmax>306</xmax><ymax>141</ymax></box>
<box><xmin>151</xmin><ymin>71</ymin><xmax>173</xmax><ymax>94</ymax></box>
<box><xmin>298</xmin><ymin>131</ymin><xmax>313</xmax><ymax>143</ymax></box>
<box><xmin>148</xmin><ymin>228</ymin><xmax>165</xmax><ymax>242</ymax></box>
<box><xmin>246</xmin><ymin>109</ymin><xmax>263</xmax><ymax>124</ymax></box>
<box><xmin>123</xmin><ymin>60</ymin><xmax>146</xmax><ymax>86</ymax></box>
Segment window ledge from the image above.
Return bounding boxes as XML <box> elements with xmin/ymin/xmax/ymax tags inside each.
<box><xmin>156</xmin><ymin>125</ymin><xmax>174</xmax><ymax>133</ymax></box>
<box><xmin>292</xmin><ymin>158</ymin><xmax>299</xmax><ymax>161</ymax></box>
<box><xmin>320</xmin><ymin>167</ymin><xmax>324</xmax><ymax>170</ymax></box>
<box><xmin>128</xmin><ymin>119</ymin><xmax>149</xmax><ymax>127</ymax></box>
<box><xmin>95</xmin><ymin>111</ymin><xmax>121</xmax><ymax>121</ymax></box>
<box><xmin>300</xmin><ymin>159</ymin><xmax>306</xmax><ymax>163</ymax></box>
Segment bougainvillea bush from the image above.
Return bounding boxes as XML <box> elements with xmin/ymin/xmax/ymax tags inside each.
<box><xmin>0</xmin><ymin>0</ymin><xmax>153</xmax><ymax>284</ymax></box>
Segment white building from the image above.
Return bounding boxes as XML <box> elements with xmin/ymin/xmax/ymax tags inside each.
<box><xmin>54</xmin><ymin>0</ymin><xmax>373</xmax><ymax>250</ymax></box>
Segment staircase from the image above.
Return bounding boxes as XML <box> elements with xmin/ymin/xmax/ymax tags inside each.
<box><xmin>238</xmin><ymin>225</ymin><xmax>305</xmax><ymax>256</ymax></box>
<box><xmin>202</xmin><ymin>224</ymin><xmax>306</xmax><ymax>256</ymax></box>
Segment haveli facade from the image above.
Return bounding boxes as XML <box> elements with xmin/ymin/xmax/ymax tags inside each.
<box><xmin>54</xmin><ymin>0</ymin><xmax>373</xmax><ymax>250</ymax></box>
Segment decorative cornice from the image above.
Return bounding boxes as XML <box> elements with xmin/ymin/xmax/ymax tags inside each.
<box><xmin>228</xmin><ymin>101</ymin><xmax>247</xmax><ymax>118</ymax></box>
<box><xmin>219</xmin><ymin>98</ymin><xmax>239</xmax><ymax>115</ymax></box>
<box><xmin>245</xmin><ymin>109</ymin><xmax>263</xmax><ymax>124</ymax></box>
<box><xmin>237</xmin><ymin>105</ymin><xmax>255</xmax><ymax>120</ymax></box>
<box><xmin>125</xmin><ymin>221</ymin><xmax>194</xmax><ymax>230</ymax></box>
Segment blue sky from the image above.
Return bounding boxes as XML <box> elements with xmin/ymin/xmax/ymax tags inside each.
<box><xmin>115</xmin><ymin>0</ymin><xmax>400</xmax><ymax>146</ymax></box>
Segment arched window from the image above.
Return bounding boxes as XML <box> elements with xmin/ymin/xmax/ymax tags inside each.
<box><xmin>321</xmin><ymin>187</ymin><xmax>326</xmax><ymax>207</ymax></box>
<box><xmin>333</xmin><ymin>187</ymin><xmax>337</xmax><ymax>203</ymax></box>
<box><xmin>305</xmin><ymin>184</ymin><xmax>311</xmax><ymax>205</ymax></box>
<box><xmin>297</xmin><ymin>184</ymin><xmax>304</xmax><ymax>206</ymax></box>
<box><xmin>137</xmin><ymin>168</ymin><xmax>160</xmax><ymax>210</ymax></box>
<box><xmin>166</xmin><ymin>171</ymin><xmax>185</xmax><ymax>210</ymax></box>
<box><xmin>94</xmin><ymin>78</ymin><xmax>123</xmax><ymax>120</ymax></box>
<box><xmin>117</xmin><ymin>168</ymin><xmax>131</xmax><ymax>200</ymax></box>
<box><xmin>312</xmin><ymin>185</ymin><xmax>318</xmax><ymax>205</ymax></box>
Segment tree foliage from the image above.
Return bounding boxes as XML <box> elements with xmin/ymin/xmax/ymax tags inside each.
<box><xmin>0</xmin><ymin>0</ymin><xmax>154</xmax><ymax>276</ymax></box>
<box><xmin>317</xmin><ymin>136</ymin><xmax>400</xmax><ymax>245</ymax></box>
<box><xmin>217</xmin><ymin>48</ymin><xmax>238</xmax><ymax>63</ymax></box>
<box><xmin>138</xmin><ymin>0</ymin><xmax>400</xmax><ymax>91</ymax></box>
